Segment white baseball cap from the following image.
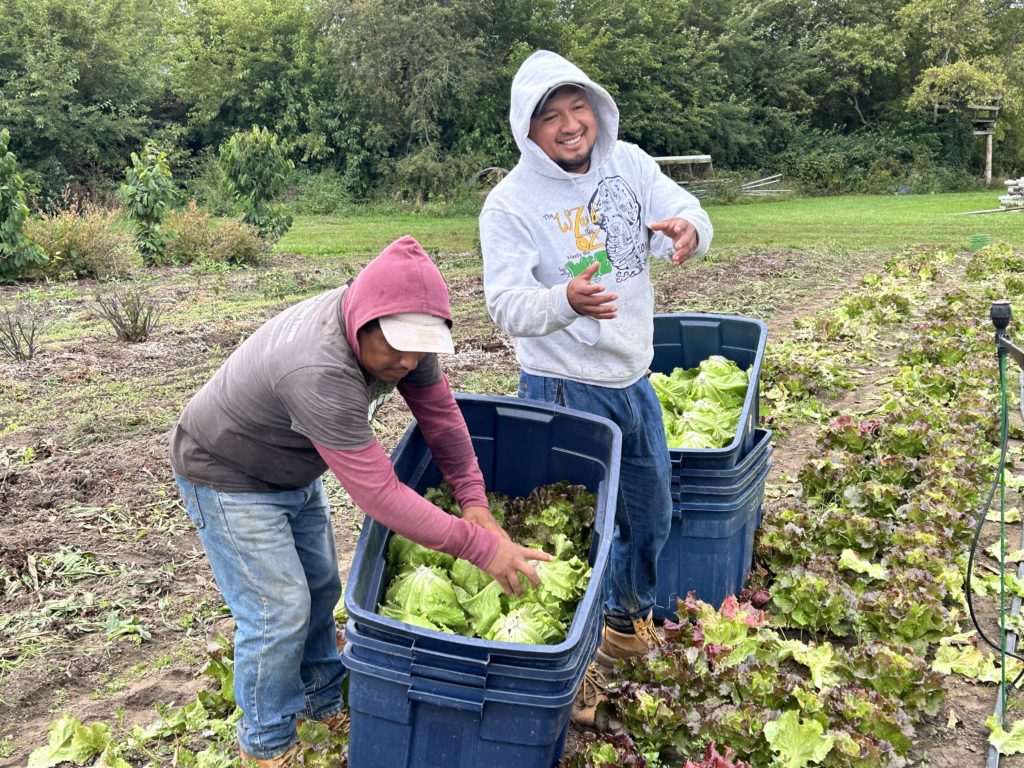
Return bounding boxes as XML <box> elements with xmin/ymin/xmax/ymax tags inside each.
<box><xmin>378</xmin><ymin>312</ymin><xmax>454</xmax><ymax>354</ymax></box>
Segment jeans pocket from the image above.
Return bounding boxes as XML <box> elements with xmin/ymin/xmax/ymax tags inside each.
<box><xmin>176</xmin><ymin>480</ymin><xmax>206</xmax><ymax>530</ymax></box>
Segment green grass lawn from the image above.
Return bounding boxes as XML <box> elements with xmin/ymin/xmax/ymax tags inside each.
<box><xmin>277</xmin><ymin>191</ymin><xmax>1021</xmax><ymax>258</ymax></box>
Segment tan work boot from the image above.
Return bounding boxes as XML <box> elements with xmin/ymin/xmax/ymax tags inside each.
<box><xmin>570</xmin><ymin>662</ymin><xmax>609</xmax><ymax>729</ymax></box>
<box><xmin>239</xmin><ymin>743</ymin><xmax>301</xmax><ymax>767</ymax></box>
<box><xmin>596</xmin><ymin>612</ymin><xmax>664</xmax><ymax>667</ymax></box>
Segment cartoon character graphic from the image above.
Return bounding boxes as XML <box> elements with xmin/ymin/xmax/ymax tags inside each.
<box><xmin>588</xmin><ymin>176</ymin><xmax>645</xmax><ymax>281</ymax></box>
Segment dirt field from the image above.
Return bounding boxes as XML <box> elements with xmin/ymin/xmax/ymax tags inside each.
<box><xmin>0</xmin><ymin>243</ymin><xmax>1019</xmax><ymax>766</ymax></box>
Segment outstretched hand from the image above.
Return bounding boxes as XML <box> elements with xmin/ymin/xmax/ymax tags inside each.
<box><xmin>649</xmin><ymin>217</ymin><xmax>699</xmax><ymax>265</ymax></box>
<box><xmin>567</xmin><ymin>261</ymin><xmax>618</xmax><ymax>319</ymax></box>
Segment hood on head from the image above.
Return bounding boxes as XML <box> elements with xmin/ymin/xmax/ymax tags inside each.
<box><xmin>509</xmin><ymin>50</ymin><xmax>619</xmax><ymax>177</ymax></box>
<box><xmin>342</xmin><ymin>236</ymin><xmax>452</xmax><ymax>357</ymax></box>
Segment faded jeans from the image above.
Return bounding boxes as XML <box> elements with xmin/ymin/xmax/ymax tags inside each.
<box><xmin>517</xmin><ymin>372</ymin><xmax>672</xmax><ymax>632</ymax></box>
<box><xmin>174</xmin><ymin>474</ymin><xmax>346</xmax><ymax>759</ymax></box>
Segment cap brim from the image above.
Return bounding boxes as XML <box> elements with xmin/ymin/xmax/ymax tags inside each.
<box><xmin>533</xmin><ymin>82</ymin><xmax>586</xmax><ymax>117</ymax></box>
<box><xmin>378</xmin><ymin>315</ymin><xmax>455</xmax><ymax>354</ymax></box>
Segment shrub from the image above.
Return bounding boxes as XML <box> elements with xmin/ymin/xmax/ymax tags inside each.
<box><xmin>0</xmin><ymin>301</ymin><xmax>48</xmax><ymax>361</ymax></box>
<box><xmin>211</xmin><ymin>218</ymin><xmax>267</xmax><ymax>266</ymax></box>
<box><xmin>282</xmin><ymin>167</ymin><xmax>354</xmax><ymax>215</ymax></box>
<box><xmin>120</xmin><ymin>142</ymin><xmax>176</xmax><ymax>265</ymax></box>
<box><xmin>164</xmin><ymin>202</ymin><xmax>216</xmax><ymax>265</ymax></box>
<box><xmin>219</xmin><ymin>126</ymin><xmax>294</xmax><ymax>240</ymax></box>
<box><xmin>24</xmin><ymin>198</ymin><xmax>139</xmax><ymax>280</ymax></box>
<box><xmin>0</xmin><ymin>129</ymin><xmax>46</xmax><ymax>282</ymax></box>
<box><xmin>92</xmin><ymin>285</ymin><xmax>162</xmax><ymax>342</ymax></box>
<box><xmin>181</xmin><ymin>152</ymin><xmax>236</xmax><ymax>216</ymax></box>
<box><xmin>164</xmin><ymin>203</ymin><xmax>267</xmax><ymax>266</ymax></box>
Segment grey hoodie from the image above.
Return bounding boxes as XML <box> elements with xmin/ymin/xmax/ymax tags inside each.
<box><xmin>480</xmin><ymin>50</ymin><xmax>713</xmax><ymax>387</ymax></box>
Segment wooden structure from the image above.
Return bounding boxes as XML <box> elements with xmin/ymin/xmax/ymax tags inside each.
<box><xmin>935</xmin><ymin>98</ymin><xmax>1002</xmax><ymax>187</ymax></box>
<box><xmin>653</xmin><ymin>155</ymin><xmax>714</xmax><ymax>183</ymax></box>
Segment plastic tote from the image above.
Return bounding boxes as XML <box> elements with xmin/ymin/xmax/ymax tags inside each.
<box><xmin>344</xmin><ymin>642</ymin><xmax>588</xmax><ymax>768</ymax></box>
<box><xmin>652</xmin><ymin>312</ymin><xmax>768</xmax><ymax>471</ymax></box>
<box><xmin>654</xmin><ymin>450</ymin><xmax>772</xmax><ymax>622</ymax></box>
<box><xmin>343</xmin><ymin>394</ymin><xmax>622</xmax><ymax>768</ymax></box>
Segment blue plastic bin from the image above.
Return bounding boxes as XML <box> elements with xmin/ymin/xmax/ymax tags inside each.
<box><xmin>343</xmin><ymin>615</ymin><xmax>600</xmax><ymax>697</ymax></box>
<box><xmin>670</xmin><ymin>428</ymin><xmax>773</xmax><ymax>493</ymax></box>
<box><xmin>671</xmin><ymin>430</ymin><xmax>773</xmax><ymax>507</ymax></box>
<box><xmin>652</xmin><ymin>313</ymin><xmax>768</xmax><ymax>471</ymax></box>
<box><xmin>654</xmin><ymin>456</ymin><xmax>771</xmax><ymax>622</ymax></box>
<box><xmin>344</xmin><ymin>643</ymin><xmax>586</xmax><ymax>768</ymax></box>
<box><xmin>344</xmin><ymin>395</ymin><xmax>619</xmax><ymax>669</ymax></box>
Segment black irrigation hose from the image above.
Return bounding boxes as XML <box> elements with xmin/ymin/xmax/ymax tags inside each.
<box><xmin>965</xmin><ymin>360</ymin><xmax>1024</xmax><ymax>666</ymax></box>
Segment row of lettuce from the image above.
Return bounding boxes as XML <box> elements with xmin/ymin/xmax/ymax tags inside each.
<box><xmin>565</xmin><ymin>242</ymin><xmax>1024</xmax><ymax>767</ymax></box>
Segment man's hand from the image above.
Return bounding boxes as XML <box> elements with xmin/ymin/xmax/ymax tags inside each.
<box><xmin>567</xmin><ymin>261</ymin><xmax>618</xmax><ymax>319</ymax></box>
<box><xmin>462</xmin><ymin>504</ymin><xmax>509</xmax><ymax>540</ymax></box>
<box><xmin>649</xmin><ymin>217</ymin><xmax>699</xmax><ymax>265</ymax></box>
<box><xmin>483</xmin><ymin>537</ymin><xmax>552</xmax><ymax>597</ymax></box>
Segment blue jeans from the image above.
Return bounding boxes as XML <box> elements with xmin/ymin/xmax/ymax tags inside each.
<box><xmin>174</xmin><ymin>475</ymin><xmax>346</xmax><ymax>759</ymax></box>
<box><xmin>517</xmin><ymin>372</ymin><xmax>672</xmax><ymax>632</ymax></box>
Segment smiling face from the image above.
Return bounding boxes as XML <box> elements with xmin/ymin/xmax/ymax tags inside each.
<box><xmin>528</xmin><ymin>85</ymin><xmax>597</xmax><ymax>174</ymax></box>
<box><xmin>357</xmin><ymin>321</ymin><xmax>426</xmax><ymax>382</ymax></box>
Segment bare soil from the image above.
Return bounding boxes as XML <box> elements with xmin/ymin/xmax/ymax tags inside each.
<box><xmin>0</xmin><ymin>246</ymin><xmax>1016</xmax><ymax>766</ymax></box>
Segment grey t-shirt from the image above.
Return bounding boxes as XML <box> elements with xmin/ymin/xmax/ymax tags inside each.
<box><xmin>170</xmin><ymin>285</ymin><xmax>440</xmax><ymax>492</ymax></box>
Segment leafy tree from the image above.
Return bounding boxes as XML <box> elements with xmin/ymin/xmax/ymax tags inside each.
<box><xmin>0</xmin><ymin>129</ymin><xmax>45</xmax><ymax>282</ymax></box>
<box><xmin>219</xmin><ymin>126</ymin><xmax>294</xmax><ymax>240</ymax></box>
<box><xmin>557</xmin><ymin>0</ymin><xmax>727</xmax><ymax>156</ymax></box>
<box><xmin>320</xmin><ymin>0</ymin><xmax>499</xmax><ymax>196</ymax></box>
<box><xmin>171</xmin><ymin>0</ymin><xmax>334</xmax><ymax>163</ymax></box>
<box><xmin>0</xmin><ymin>0</ymin><xmax>173</xmax><ymax>199</ymax></box>
<box><xmin>121</xmin><ymin>143</ymin><xmax>176</xmax><ymax>265</ymax></box>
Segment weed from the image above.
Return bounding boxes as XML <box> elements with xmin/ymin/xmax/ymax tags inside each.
<box><xmin>92</xmin><ymin>286</ymin><xmax>162</xmax><ymax>342</ymax></box>
<box><xmin>0</xmin><ymin>301</ymin><xmax>48</xmax><ymax>361</ymax></box>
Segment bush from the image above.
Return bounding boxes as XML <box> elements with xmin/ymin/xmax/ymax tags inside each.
<box><xmin>24</xmin><ymin>197</ymin><xmax>139</xmax><ymax>280</ymax></box>
<box><xmin>0</xmin><ymin>301</ymin><xmax>48</xmax><ymax>361</ymax></box>
<box><xmin>164</xmin><ymin>203</ymin><xmax>267</xmax><ymax>266</ymax></box>
<box><xmin>180</xmin><ymin>152</ymin><xmax>236</xmax><ymax>217</ymax></box>
<box><xmin>219</xmin><ymin>126</ymin><xmax>294</xmax><ymax>240</ymax></box>
<box><xmin>282</xmin><ymin>167</ymin><xmax>354</xmax><ymax>215</ymax></box>
<box><xmin>211</xmin><ymin>218</ymin><xmax>268</xmax><ymax>266</ymax></box>
<box><xmin>390</xmin><ymin>148</ymin><xmax>490</xmax><ymax>208</ymax></box>
<box><xmin>120</xmin><ymin>142</ymin><xmax>176</xmax><ymax>264</ymax></box>
<box><xmin>775</xmin><ymin>124</ymin><xmax>984</xmax><ymax>195</ymax></box>
<box><xmin>0</xmin><ymin>129</ymin><xmax>46</xmax><ymax>282</ymax></box>
<box><xmin>91</xmin><ymin>285</ymin><xmax>162</xmax><ymax>342</ymax></box>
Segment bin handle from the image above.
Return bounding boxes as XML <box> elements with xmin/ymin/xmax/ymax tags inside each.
<box><xmin>407</xmin><ymin>688</ymin><xmax>485</xmax><ymax>714</ymax></box>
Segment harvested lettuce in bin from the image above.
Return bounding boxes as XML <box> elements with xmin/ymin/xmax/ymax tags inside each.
<box><xmin>375</xmin><ymin>482</ymin><xmax>596</xmax><ymax>644</ymax></box>
<box><xmin>652</xmin><ymin>355</ymin><xmax>750</xmax><ymax>449</ymax></box>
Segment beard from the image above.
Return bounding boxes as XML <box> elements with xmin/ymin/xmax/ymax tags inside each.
<box><xmin>556</xmin><ymin>147</ymin><xmax>594</xmax><ymax>173</ymax></box>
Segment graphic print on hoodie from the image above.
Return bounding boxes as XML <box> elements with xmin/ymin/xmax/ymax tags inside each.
<box><xmin>480</xmin><ymin>50</ymin><xmax>714</xmax><ymax>388</ymax></box>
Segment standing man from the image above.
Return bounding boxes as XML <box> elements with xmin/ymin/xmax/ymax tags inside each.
<box><xmin>171</xmin><ymin>236</ymin><xmax>548</xmax><ymax>766</ymax></box>
<box><xmin>479</xmin><ymin>50</ymin><xmax>713</xmax><ymax>723</ymax></box>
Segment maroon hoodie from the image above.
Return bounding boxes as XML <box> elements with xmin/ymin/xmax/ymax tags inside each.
<box><xmin>170</xmin><ymin>236</ymin><xmax>497</xmax><ymax>569</ymax></box>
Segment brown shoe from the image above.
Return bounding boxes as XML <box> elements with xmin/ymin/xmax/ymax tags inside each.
<box><xmin>570</xmin><ymin>662</ymin><xmax>609</xmax><ymax>729</ymax></box>
<box><xmin>238</xmin><ymin>743</ymin><xmax>301</xmax><ymax>767</ymax></box>
<box><xmin>596</xmin><ymin>612</ymin><xmax>664</xmax><ymax>667</ymax></box>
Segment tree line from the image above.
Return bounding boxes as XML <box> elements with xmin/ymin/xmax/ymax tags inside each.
<box><xmin>1</xmin><ymin>0</ymin><xmax>1021</xmax><ymax>204</ymax></box>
